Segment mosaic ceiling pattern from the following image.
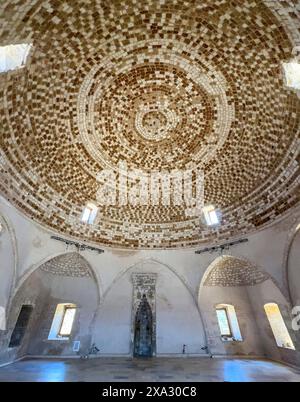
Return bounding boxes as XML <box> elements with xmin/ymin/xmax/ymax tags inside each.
<box><xmin>0</xmin><ymin>0</ymin><xmax>300</xmax><ymax>249</ymax></box>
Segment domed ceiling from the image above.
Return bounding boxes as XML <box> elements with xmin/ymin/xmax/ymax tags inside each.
<box><xmin>0</xmin><ymin>0</ymin><xmax>299</xmax><ymax>249</ymax></box>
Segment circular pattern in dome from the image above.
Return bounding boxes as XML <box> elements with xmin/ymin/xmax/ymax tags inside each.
<box><xmin>76</xmin><ymin>45</ymin><xmax>234</xmax><ymax>173</ymax></box>
<box><xmin>135</xmin><ymin>102</ymin><xmax>179</xmax><ymax>142</ymax></box>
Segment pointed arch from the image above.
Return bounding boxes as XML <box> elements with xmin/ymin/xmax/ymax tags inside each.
<box><xmin>103</xmin><ymin>257</ymin><xmax>199</xmax><ymax>311</ymax></box>
<box><xmin>94</xmin><ymin>257</ymin><xmax>208</xmax><ymax>355</ymax></box>
<box><xmin>5</xmin><ymin>251</ymin><xmax>101</xmax><ymax>359</ymax></box>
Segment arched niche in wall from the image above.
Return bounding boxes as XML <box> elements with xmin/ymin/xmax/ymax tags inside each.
<box><xmin>93</xmin><ymin>258</ymin><xmax>207</xmax><ymax>356</ymax></box>
<box><xmin>0</xmin><ymin>214</ymin><xmax>17</xmax><ymax>331</ymax></box>
<box><xmin>199</xmin><ymin>255</ymin><xmax>299</xmax><ymax>364</ymax></box>
<box><xmin>0</xmin><ymin>252</ymin><xmax>99</xmax><ymax>363</ymax></box>
<box><xmin>287</xmin><ymin>225</ymin><xmax>300</xmax><ymax>306</ymax></box>
<box><xmin>198</xmin><ymin>255</ymin><xmax>296</xmax><ymax>360</ymax></box>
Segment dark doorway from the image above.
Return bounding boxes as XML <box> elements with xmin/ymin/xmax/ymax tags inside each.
<box><xmin>134</xmin><ymin>295</ymin><xmax>153</xmax><ymax>358</ymax></box>
<box><xmin>9</xmin><ymin>305</ymin><xmax>33</xmax><ymax>348</ymax></box>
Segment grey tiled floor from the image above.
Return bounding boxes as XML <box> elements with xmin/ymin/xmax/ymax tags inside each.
<box><xmin>0</xmin><ymin>357</ymin><xmax>299</xmax><ymax>382</ymax></box>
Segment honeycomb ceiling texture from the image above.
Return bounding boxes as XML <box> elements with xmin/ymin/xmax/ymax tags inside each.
<box><xmin>0</xmin><ymin>0</ymin><xmax>300</xmax><ymax>249</ymax></box>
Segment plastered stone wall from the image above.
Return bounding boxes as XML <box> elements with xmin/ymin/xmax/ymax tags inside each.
<box><xmin>26</xmin><ymin>270</ymin><xmax>99</xmax><ymax>357</ymax></box>
<box><xmin>93</xmin><ymin>260</ymin><xmax>206</xmax><ymax>356</ymax></box>
<box><xmin>0</xmin><ymin>262</ymin><xmax>98</xmax><ymax>364</ymax></box>
<box><xmin>0</xmin><ymin>271</ymin><xmax>49</xmax><ymax>366</ymax></box>
<box><xmin>200</xmin><ymin>253</ymin><xmax>300</xmax><ymax>365</ymax></box>
<box><xmin>200</xmin><ymin>285</ymin><xmax>265</xmax><ymax>357</ymax></box>
<box><xmin>0</xmin><ymin>196</ymin><xmax>300</xmax><ymax>366</ymax></box>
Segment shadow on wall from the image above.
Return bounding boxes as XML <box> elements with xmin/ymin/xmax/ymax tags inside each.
<box><xmin>0</xmin><ymin>252</ymin><xmax>99</xmax><ymax>366</ymax></box>
<box><xmin>198</xmin><ymin>255</ymin><xmax>300</xmax><ymax>367</ymax></box>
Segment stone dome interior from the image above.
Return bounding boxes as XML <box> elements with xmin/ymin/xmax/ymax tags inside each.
<box><xmin>0</xmin><ymin>0</ymin><xmax>299</xmax><ymax>248</ymax></box>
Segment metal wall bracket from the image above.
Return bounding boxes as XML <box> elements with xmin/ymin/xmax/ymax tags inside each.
<box><xmin>51</xmin><ymin>235</ymin><xmax>104</xmax><ymax>254</ymax></box>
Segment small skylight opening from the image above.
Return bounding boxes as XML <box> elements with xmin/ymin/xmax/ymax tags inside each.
<box><xmin>0</xmin><ymin>43</ymin><xmax>32</xmax><ymax>74</ymax></box>
<box><xmin>81</xmin><ymin>202</ymin><xmax>98</xmax><ymax>225</ymax></box>
<box><xmin>283</xmin><ymin>61</ymin><xmax>300</xmax><ymax>90</ymax></box>
<box><xmin>202</xmin><ymin>205</ymin><xmax>220</xmax><ymax>226</ymax></box>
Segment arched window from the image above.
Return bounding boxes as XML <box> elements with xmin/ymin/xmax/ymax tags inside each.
<box><xmin>216</xmin><ymin>304</ymin><xmax>243</xmax><ymax>342</ymax></box>
<box><xmin>264</xmin><ymin>303</ymin><xmax>295</xmax><ymax>350</ymax></box>
<box><xmin>48</xmin><ymin>303</ymin><xmax>77</xmax><ymax>340</ymax></box>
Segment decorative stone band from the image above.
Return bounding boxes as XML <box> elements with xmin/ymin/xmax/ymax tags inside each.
<box><xmin>132</xmin><ymin>273</ymin><xmax>157</xmax><ymax>309</ymax></box>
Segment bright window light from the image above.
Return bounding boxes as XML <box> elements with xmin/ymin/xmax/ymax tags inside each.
<box><xmin>48</xmin><ymin>303</ymin><xmax>76</xmax><ymax>340</ymax></box>
<box><xmin>203</xmin><ymin>205</ymin><xmax>219</xmax><ymax>226</ymax></box>
<box><xmin>216</xmin><ymin>304</ymin><xmax>243</xmax><ymax>342</ymax></box>
<box><xmin>82</xmin><ymin>206</ymin><xmax>93</xmax><ymax>223</ymax></box>
<box><xmin>59</xmin><ymin>306</ymin><xmax>76</xmax><ymax>337</ymax></box>
<box><xmin>81</xmin><ymin>202</ymin><xmax>98</xmax><ymax>225</ymax></box>
<box><xmin>283</xmin><ymin>61</ymin><xmax>300</xmax><ymax>90</ymax></box>
<box><xmin>0</xmin><ymin>44</ymin><xmax>32</xmax><ymax>73</ymax></box>
<box><xmin>264</xmin><ymin>303</ymin><xmax>295</xmax><ymax>350</ymax></box>
<box><xmin>216</xmin><ymin>308</ymin><xmax>232</xmax><ymax>337</ymax></box>
<box><xmin>0</xmin><ymin>306</ymin><xmax>6</xmax><ymax>331</ymax></box>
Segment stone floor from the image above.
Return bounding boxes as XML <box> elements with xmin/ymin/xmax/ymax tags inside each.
<box><xmin>0</xmin><ymin>357</ymin><xmax>299</xmax><ymax>382</ymax></box>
